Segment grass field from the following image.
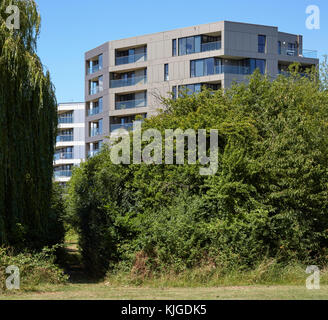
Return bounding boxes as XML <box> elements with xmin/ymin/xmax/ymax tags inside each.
<box><xmin>1</xmin><ymin>232</ymin><xmax>327</xmax><ymax>300</ymax></box>
<box><xmin>1</xmin><ymin>283</ymin><xmax>328</xmax><ymax>300</ymax></box>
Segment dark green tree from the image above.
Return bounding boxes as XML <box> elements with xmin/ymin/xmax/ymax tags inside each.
<box><xmin>0</xmin><ymin>0</ymin><xmax>60</xmax><ymax>249</ymax></box>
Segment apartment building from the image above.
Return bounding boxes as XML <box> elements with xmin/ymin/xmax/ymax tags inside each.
<box><xmin>54</xmin><ymin>102</ymin><xmax>85</xmax><ymax>183</ymax></box>
<box><xmin>84</xmin><ymin>20</ymin><xmax>318</xmax><ymax>154</ymax></box>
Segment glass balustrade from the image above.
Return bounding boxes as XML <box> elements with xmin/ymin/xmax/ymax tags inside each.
<box><xmin>54</xmin><ymin>170</ymin><xmax>72</xmax><ymax>178</ymax></box>
<box><xmin>110</xmin><ymin>122</ymin><xmax>134</xmax><ymax>132</ymax></box>
<box><xmin>110</xmin><ymin>76</ymin><xmax>147</xmax><ymax>88</ymax></box>
<box><xmin>58</xmin><ymin>117</ymin><xmax>73</xmax><ymax>124</ymax></box>
<box><xmin>201</xmin><ymin>41</ymin><xmax>221</xmax><ymax>52</ymax></box>
<box><xmin>88</xmin><ymin>150</ymin><xmax>100</xmax><ymax>157</ymax></box>
<box><xmin>89</xmin><ymin>86</ymin><xmax>102</xmax><ymax>95</ymax></box>
<box><xmin>54</xmin><ymin>152</ymin><xmax>73</xmax><ymax>161</ymax></box>
<box><xmin>115</xmin><ymin>53</ymin><xmax>147</xmax><ymax>66</ymax></box>
<box><xmin>56</xmin><ymin>135</ymin><xmax>73</xmax><ymax>142</ymax></box>
<box><xmin>90</xmin><ymin>128</ymin><xmax>101</xmax><ymax>137</ymax></box>
<box><xmin>88</xmin><ymin>106</ymin><xmax>102</xmax><ymax>116</ymax></box>
<box><xmin>115</xmin><ymin>99</ymin><xmax>147</xmax><ymax>110</ymax></box>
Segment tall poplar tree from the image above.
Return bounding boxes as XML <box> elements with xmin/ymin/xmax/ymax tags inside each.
<box><xmin>0</xmin><ymin>0</ymin><xmax>59</xmax><ymax>249</ymax></box>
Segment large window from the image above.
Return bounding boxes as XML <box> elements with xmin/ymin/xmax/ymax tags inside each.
<box><xmin>115</xmin><ymin>46</ymin><xmax>147</xmax><ymax>65</ymax></box>
<box><xmin>190</xmin><ymin>58</ymin><xmax>222</xmax><ymax>77</ymax></box>
<box><xmin>278</xmin><ymin>41</ymin><xmax>282</xmax><ymax>55</ymax></box>
<box><xmin>249</xmin><ymin>59</ymin><xmax>266</xmax><ymax>74</ymax></box>
<box><xmin>179</xmin><ymin>35</ymin><xmax>220</xmax><ymax>56</ymax></box>
<box><xmin>58</xmin><ymin>111</ymin><xmax>73</xmax><ymax>124</ymax></box>
<box><xmin>258</xmin><ymin>35</ymin><xmax>266</xmax><ymax>53</ymax></box>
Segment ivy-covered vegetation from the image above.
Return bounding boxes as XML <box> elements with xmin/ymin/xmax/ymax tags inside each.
<box><xmin>67</xmin><ymin>64</ymin><xmax>328</xmax><ymax>278</ymax></box>
<box><xmin>0</xmin><ymin>0</ymin><xmax>63</xmax><ymax>250</ymax></box>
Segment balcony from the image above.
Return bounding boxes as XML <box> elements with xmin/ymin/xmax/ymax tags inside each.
<box><xmin>88</xmin><ymin>106</ymin><xmax>102</xmax><ymax>116</ymax></box>
<box><xmin>58</xmin><ymin>117</ymin><xmax>73</xmax><ymax>124</ymax></box>
<box><xmin>54</xmin><ymin>152</ymin><xmax>73</xmax><ymax>161</ymax></box>
<box><xmin>56</xmin><ymin>135</ymin><xmax>73</xmax><ymax>143</ymax></box>
<box><xmin>89</xmin><ymin>85</ymin><xmax>102</xmax><ymax>95</ymax></box>
<box><xmin>110</xmin><ymin>75</ymin><xmax>147</xmax><ymax>89</ymax></box>
<box><xmin>279</xmin><ymin>48</ymin><xmax>318</xmax><ymax>59</ymax></box>
<box><xmin>87</xmin><ymin>64</ymin><xmax>101</xmax><ymax>75</ymax></box>
<box><xmin>201</xmin><ymin>41</ymin><xmax>221</xmax><ymax>52</ymax></box>
<box><xmin>195</xmin><ymin>65</ymin><xmax>251</xmax><ymax>76</ymax></box>
<box><xmin>88</xmin><ymin>149</ymin><xmax>100</xmax><ymax>157</ymax></box>
<box><xmin>110</xmin><ymin>122</ymin><xmax>134</xmax><ymax>132</ymax></box>
<box><xmin>115</xmin><ymin>53</ymin><xmax>147</xmax><ymax>66</ymax></box>
<box><xmin>115</xmin><ymin>99</ymin><xmax>147</xmax><ymax>110</ymax></box>
<box><xmin>54</xmin><ymin>170</ymin><xmax>72</xmax><ymax>178</ymax></box>
<box><xmin>218</xmin><ymin>65</ymin><xmax>251</xmax><ymax>75</ymax></box>
<box><xmin>301</xmin><ymin>49</ymin><xmax>318</xmax><ymax>59</ymax></box>
<box><xmin>90</xmin><ymin>128</ymin><xmax>101</xmax><ymax>137</ymax></box>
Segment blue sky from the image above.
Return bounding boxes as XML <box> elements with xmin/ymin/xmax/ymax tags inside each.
<box><xmin>35</xmin><ymin>0</ymin><xmax>328</xmax><ymax>103</ymax></box>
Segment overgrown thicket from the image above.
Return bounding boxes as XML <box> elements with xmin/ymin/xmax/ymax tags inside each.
<box><xmin>68</xmin><ymin>66</ymin><xmax>328</xmax><ymax>278</ymax></box>
<box><xmin>0</xmin><ymin>246</ymin><xmax>68</xmax><ymax>293</ymax></box>
<box><xmin>0</xmin><ymin>0</ymin><xmax>63</xmax><ymax>249</ymax></box>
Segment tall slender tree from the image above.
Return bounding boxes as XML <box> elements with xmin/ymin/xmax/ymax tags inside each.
<box><xmin>0</xmin><ymin>0</ymin><xmax>58</xmax><ymax>249</ymax></box>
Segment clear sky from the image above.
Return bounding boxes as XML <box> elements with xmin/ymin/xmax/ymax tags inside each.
<box><xmin>35</xmin><ymin>0</ymin><xmax>328</xmax><ymax>103</ymax></box>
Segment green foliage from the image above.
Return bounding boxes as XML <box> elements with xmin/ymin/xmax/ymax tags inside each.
<box><xmin>0</xmin><ymin>245</ymin><xmax>68</xmax><ymax>293</ymax></box>
<box><xmin>68</xmin><ymin>67</ymin><xmax>328</xmax><ymax>277</ymax></box>
<box><xmin>0</xmin><ymin>1</ymin><xmax>60</xmax><ymax>249</ymax></box>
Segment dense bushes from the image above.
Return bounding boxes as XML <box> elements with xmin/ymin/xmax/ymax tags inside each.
<box><xmin>0</xmin><ymin>246</ymin><xmax>68</xmax><ymax>293</ymax></box>
<box><xmin>68</xmin><ymin>66</ymin><xmax>328</xmax><ymax>277</ymax></box>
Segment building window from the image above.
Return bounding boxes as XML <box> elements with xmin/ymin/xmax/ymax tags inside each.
<box><xmin>87</xmin><ymin>54</ymin><xmax>103</xmax><ymax>75</ymax></box>
<box><xmin>89</xmin><ymin>119</ymin><xmax>103</xmax><ymax>137</ymax></box>
<box><xmin>88</xmin><ymin>98</ymin><xmax>103</xmax><ymax>116</ymax></box>
<box><xmin>258</xmin><ymin>35</ymin><xmax>266</xmax><ymax>53</ymax></box>
<box><xmin>249</xmin><ymin>59</ymin><xmax>266</xmax><ymax>74</ymax></box>
<box><xmin>178</xmin><ymin>35</ymin><xmax>221</xmax><ymax>56</ymax></box>
<box><xmin>278</xmin><ymin>41</ymin><xmax>281</xmax><ymax>55</ymax></box>
<box><xmin>164</xmin><ymin>64</ymin><xmax>169</xmax><ymax>81</ymax></box>
<box><xmin>172</xmin><ymin>39</ymin><xmax>177</xmax><ymax>56</ymax></box>
<box><xmin>190</xmin><ymin>58</ymin><xmax>221</xmax><ymax>77</ymax></box>
<box><xmin>58</xmin><ymin>111</ymin><xmax>73</xmax><ymax>124</ymax></box>
<box><xmin>172</xmin><ymin>86</ymin><xmax>177</xmax><ymax>100</ymax></box>
<box><xmin>287</xmin><ymin>42</ymin><xmax>297</xmax><ymax>56</ymax></box>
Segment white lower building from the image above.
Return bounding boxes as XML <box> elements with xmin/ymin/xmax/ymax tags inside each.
<box><xmin>54</xmin><ymin>102</ymin><xmax>85</xmax><ymax>183</ymax></box>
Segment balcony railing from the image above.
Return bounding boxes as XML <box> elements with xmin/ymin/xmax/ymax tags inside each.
<box><xmin>110</xmin><ymin>75</ymin><xmax>147</xmax><ymax>88</ymax></box>
<box><xmin>88</xmin><ymin>150</ymin><xmax>100</xmax><ymax>157</ymax></box>
<box><xmin>54</xmin><ymin>170</ymin><xmax>72</xmax><ymax>178</ymax></box>
<box><xmin>89</xmin><ymin>85</ymin><xmax>102</xmax><ymax>95</ymax></box>
<box><xmin>278</xmin><ymin>70</ymin><xmax>309</xmax><ymax>78</ymax></box>
<box><xmin>115</xmin><ymin>99</ymin><xmax>147</xmax><ymax>110</ymax></box>
<box><xmin>54</xmin><ymin>152</ymin><xmax>73</xmax><ymax>161</ymax></box>
<box><xmin>88</xmin><ymin>106</ymin><xmax>102</xmax><ymax>116</ymax></box>
<box><xmin>87</xmin><ymin>64</ymin><xmax>101</xmax><ymax>75</ymax></box>
<box><xmin>301</xmin><ymin>49</ymin><xmax>318</xmax><ymax>59</ymax></box>
<box><xmin>115</xmin><ymin>53</ymin><xmax>147</xmax><ymax>66</ymax></box>
<box><xmin>219</xmin><ymin>65</ymin><xmax>251</xmax><ymax>75</ymax></box>
<box><xmin>201</xmin><ymin>41</ymin><xmax>221</xmax><ymax>52</ymax></box>
<box><xmin>279</xmin><ymin>48</ymin><xmax>318</xmax><ymax>59</ymax></box>
<box><xmin>56</xmin><ymin>135</ymin><xmax>73</xmax><ymax>142</ymax></box>
<box><xmin>58</xmin><ymin>117</ymin><xmax>73</xmax><ymax>124</ymax></box>
<box><xmin>90</xmin><ymin>128</ymin><xmax>101</xmax><ymax>137</ymax></box>
<box><xmin>110</xmin><ymin>122</ymin><xmax>134</xmax><ymax>132</ymax></box>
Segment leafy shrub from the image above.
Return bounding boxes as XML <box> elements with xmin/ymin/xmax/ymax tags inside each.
<box><xmin>68</xmin><ymin>67</ymin><xmax>328</xmax><ymax>277</ymax></box>
<box><xmin>0</xmin><ymin>246</ymin><xmax>68</xmax><ymax>293</ymax></box>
